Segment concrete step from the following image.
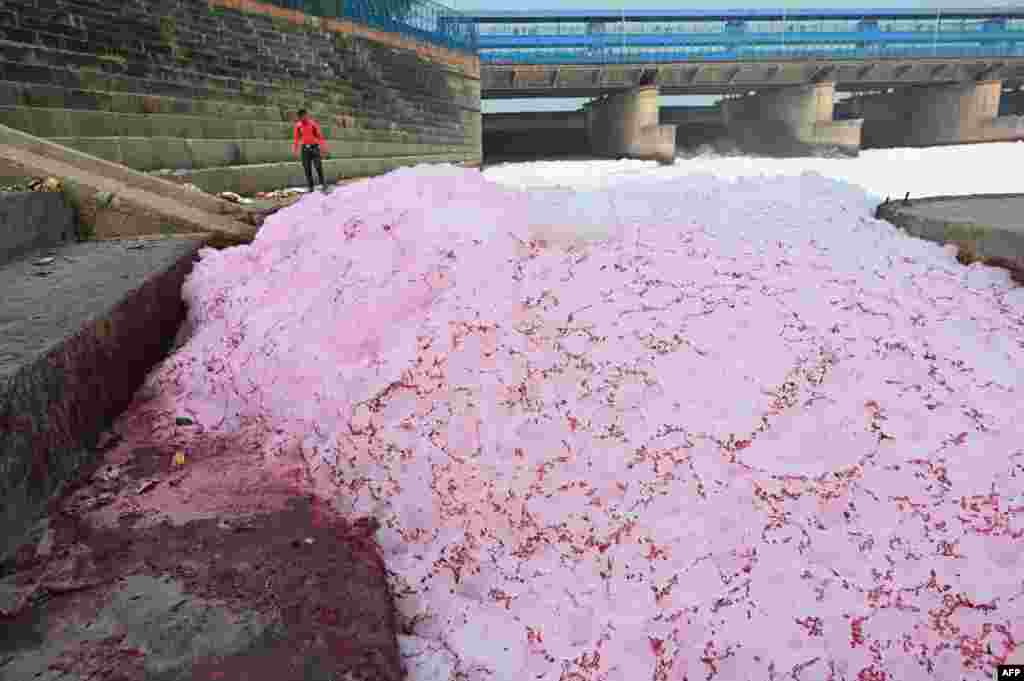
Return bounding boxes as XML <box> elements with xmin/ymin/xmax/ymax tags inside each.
<box><xmin>0</xmin><ymin>105</ymin><xmax>470</xmax><ymax>146</ymax></box>
<box><xmin>49</xmin><ymin>135</ymin><xmax>474</xmax><ymax>171</ymax></box>
<box><xmin>0</xmin><ymin>80</ymin><xmax>287</xmax><ymax>121</ymax></box>
<box><xmin>0</xmin><ymin>79</ymin><xmax>469</xmax><ymax>134</ymax></box>
<box><xmin>0</xmin><ymin>61</ymin><xmax>471</xmax><ymax>138</ymax></box>
<box><xmin>0</xmin><ymin>82</ymin><xmax>471</xmax><ymax>148</ymax></box>
<box><xmin>0</xmin><ymin>232</ymin><xmax>202</xmax><ymax>561</ymax></box>
<box><xmin>172</xmin><ymin>152</ymin><xmax>482</xmax><ymax>195</ymax></box>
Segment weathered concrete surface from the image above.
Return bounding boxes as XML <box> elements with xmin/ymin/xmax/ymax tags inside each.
<box><xmin>0</xmin><ymin>124</ymin><xmax>240</xmax><ymax>219</ymax></box>
<box><xmin>0</xmin><ymin>237</ymin><xmax>202</xmax><ymax>564</ymax></box>
<box><xmin>848</xmin><ymin>80</ymin><xmax>1024</xmax><ymax>149</ymax></box>
<box><xmin>721</xmin><ymin>82</ymin><xmax>863</xmax><ymax>157</ymax></box>
<box><xmin>584</xmin><ymin>86</ymin><xmax>677</xmax><ymax>163</ymax></box>
<box><xmin>0</xmin><ymin>403</ymin><xmax>402</xmax><ymax>681</ymax></box>
<box><xmin>876</xmin><ymin>194</ymin><xmax>1024</xmax><ymax>277</ymax></box>
<box><xmin>0</xmin><ymin>192</ymin><xmax>75</xmax><ymax>266</ymax></box>
<box><xmin>0</xmin><ymin>130</ymin><xmax>256</xmax><ymax>243</ymax></box>
<box><xmin>164</xmin><ymin>153</ymin><xmax>478</xmax><ymax>196</ymax></box>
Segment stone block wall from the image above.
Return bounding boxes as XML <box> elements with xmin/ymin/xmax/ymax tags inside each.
<box><xmin>0</xmin><ymin>0</ymin><xmax>481</xmax><ymax>193</ymax></box>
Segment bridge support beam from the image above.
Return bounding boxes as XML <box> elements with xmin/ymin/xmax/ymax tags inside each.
<box><xmin>719</xmin><ymin>82</ymin><xmax>862</xmax><ymax>156</ymax></box>
<box><xmin>846</xmin><ymin>80</ymin><xmax>1024</xmax><ymax>148</ymax></box>
<box><xmin>583</xmin><ymin>85</ymin><xmax>676</xmax><ymax>164</ymax></box>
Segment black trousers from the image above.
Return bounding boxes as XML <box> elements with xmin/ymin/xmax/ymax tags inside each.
<box><xmin>301</xmin><ymin>144</ymin><xmax>325</xmax><ymax>190</ymax></box>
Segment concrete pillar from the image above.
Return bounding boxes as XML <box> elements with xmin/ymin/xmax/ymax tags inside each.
<box><xmin>853</xmin><ymin>80</ymin><xmax>1024</xmax><ymax>148</ymax></box>
<box><xmin>583</xmin><ymin>86</ymin><xmax>676</xmax><ymax>164</ymax></box>
<box><xmin>719</xmin><ymin>82</ymin><xmax>863</xmax><ymax>156</ymax></box>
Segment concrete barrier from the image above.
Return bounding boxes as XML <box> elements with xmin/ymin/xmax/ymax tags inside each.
<box><xmin>0</xmin><ymin>236</ymin><xmax>203</xmax><ymax>563</ymax></box>
<box><xmin>876</xmin><ymin>193</ymin><xmax>1024</xmax><ymax>280</ymax></box>
<box><xmin>176</xmin><ymin>153</ymin><xmax>479</xmax><ymax>195</ymax></box>
<box><xmin>0</xmin><ymin>192</ymin><xmax>75</xmax><ymax>266</ymax></box>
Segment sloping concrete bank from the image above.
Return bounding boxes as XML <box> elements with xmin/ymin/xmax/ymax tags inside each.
<box><xmin>0</xmin><ymin>123</ymin><xmax>255</xmax><ymax>244</ymax></box>
<box><xmin>0</xmin><ymin>228</ymin><xmax>204</xmax><ymax>564</ymax></box>
<box><xmin>876</xmin><ymin>193</ymin><xmax>1024</xmax><ymax>282</ymax></box>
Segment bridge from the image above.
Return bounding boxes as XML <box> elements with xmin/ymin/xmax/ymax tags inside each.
<box><xmin>458</xmin><ymin>8</ymin><xmax>1024</xmax><ymax>96</ymax></box>
<box><xmin>454</xmin><ymin>8</ymin><xmax>1024</xmax><ymax>161</ymax></box>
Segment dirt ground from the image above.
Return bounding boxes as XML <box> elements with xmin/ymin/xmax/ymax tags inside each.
<box><xmin>0</xmin><ymin>396</ymin><xmax>403</xmax><ymax>681</ymax></box>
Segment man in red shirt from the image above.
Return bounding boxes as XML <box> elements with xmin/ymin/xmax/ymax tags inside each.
<box><xmin>293</xmin><ymin>109</ymin><xmax>329</xmax><ymax>193</ymax></box>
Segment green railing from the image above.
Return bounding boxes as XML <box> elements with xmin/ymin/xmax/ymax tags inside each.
<box><xmin>270</xmin><ymin>0</ymin><xmax>478</xmax><ymax>53</ymax></box>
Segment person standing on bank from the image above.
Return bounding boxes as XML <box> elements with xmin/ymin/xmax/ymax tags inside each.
<box><xmin>293</xmin><ymin>109</ymin><xmax>329</xmax><ymax>193</ymax></box>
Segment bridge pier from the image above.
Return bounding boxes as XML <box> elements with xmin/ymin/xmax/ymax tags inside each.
<box><xmin>583</xmin><ymin>86</ymin><xmax>677</xmax><ymax>164</ymax></box>
<box><xmin>843</xmin><ymin>80</ymin><xmax>1024</xmax><ymax>148</ymax></box>
<box><xmin>719</xmin><ymin>82</ymin><xmax>863</xmax><ymax>156</ymax></box>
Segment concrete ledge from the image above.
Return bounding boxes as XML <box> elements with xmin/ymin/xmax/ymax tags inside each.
<box><xmin>175</xmin><ymin>152</ymin><xmax>483</xmax><ymax>195</ymax></box>
<box><xmin>0</xmin><ymin>237</ymin><xmax>203</xmax><ymax>561</ymax></box>
<box><xmin>0</xmin><ymin>105</ymin><xmax>468</xmax><ymax>148</ymax></box>
<box><xmin>876</xmin><ymin>193</ymin><xmax>1024</xmax><ymax>275</ymax></box>
<box><xmin>0</xmin><ymin>191</ymin><xmax>75</xmax><ymax>266</ymax></box>
<box><xmin>47</xmin><ymin>136</ymin><xmax>469</xmax><ymax>171</ymax></box>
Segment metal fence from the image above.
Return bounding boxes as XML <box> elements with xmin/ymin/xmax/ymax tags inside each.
<box><xmin>267</xmin><ymin>0</ymin><xmax>478</xmax><ymax>53</ymax></box>
<box><xmin>480</xmin><ymin>42</ymin><xmax>1024</xmax><ymax>65</ymax></box>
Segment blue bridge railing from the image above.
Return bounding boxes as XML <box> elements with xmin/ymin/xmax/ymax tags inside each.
<box><xmin>463</xmin><ymin>8</ymin><xmax>1024</xmax><ymax>64</ymax></box>
<box><xmin>480</xmin><ymin>43</ymin><xmax>1024</xmax><ymax>65</ymax></box>
<box><xmin>264</xmin><ymin>0</ymin><xmax>478</xmax><ymax>53</ymax></box>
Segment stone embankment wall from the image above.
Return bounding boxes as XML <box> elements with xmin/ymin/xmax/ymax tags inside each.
<box><xmin>0</xmin><ymin>0</ymin><xmax>481</xmax><ymax>194</ymax></box>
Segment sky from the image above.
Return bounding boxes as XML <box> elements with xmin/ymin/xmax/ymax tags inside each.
<box><xmin>469</xmin><ymin>0</ymin><xmax>1019</xmax><ymax>111</ymax></box>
